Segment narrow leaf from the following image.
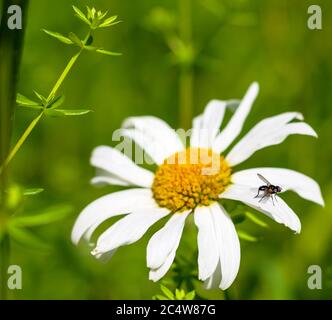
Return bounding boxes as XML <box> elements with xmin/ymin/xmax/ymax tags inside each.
<box><xmin>96</xmin><ymin>49</ymin><xmax>122</xmax><ymax>56</ymax></box>
<box><xmin>99</xmin><ymin>20</ymin><xmax>121</xmax><ymax>28</ymax></box>
<box><xmin>160</xmin><ymin>285</ymin><xmax>174</xmax><ymax>299</ymax></box>
<box><xmin>48</xmin><ymin>95</ymin><xmax>65</xmax><ymax>109</ymax></box>
<box><xmin>72</xmin><ymin>6</ymin><xmax>91</xmax><ymax>25</ymax></box>
<box><xmin>68</xmin><ymin>32</ymin><xmax>83</xmax><ymax>47</ymax></box>
<box><xmin>97</xmin><ymin>10</ymin><xmax>108</xmax><ymax>21</ymax></box>
<box><xmin>33</xmin><ymin>90</ymin><xmax>47</xmax><ymax>104</ymax></box>
<box><xmin>16</xmin><ymin>93</ymin><xmax>40</xmax><ymax>106</ymax></box>
<box><xmin>23</xmin><ymin>188</ymin><xmax>44</xmax><ymax>196</ymax></box>
<box><xmin>245</xmin><ymin>211</ymin><xmax>269</xmax><ymax>228</ymax></box>
<box><xmin>45</xmin><ymin>109</ymin><xmax>92</xmax><ymax>117</ymax></box>
<box><xmin>185</xmin><ymin>291</ymin><xmax>196</xmax><ymax>300</ymax></box>
<box><xmin>43</xmin><ymin>29</ymin><xmax>74</xmax><ymax>45</ymax></box>
<box><xmin>237</xmin><ymin>230</ymin><xmax>258</xmax><ymax>242</ymax></box>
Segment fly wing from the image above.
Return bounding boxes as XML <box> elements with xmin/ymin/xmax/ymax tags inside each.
<box><xmin>257</xmin><ymin>173</ymin><xmax>271</xmax><ymax>186</ymax></box>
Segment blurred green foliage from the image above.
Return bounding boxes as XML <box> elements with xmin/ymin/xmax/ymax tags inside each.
<box><xmin>2</xmin><ymin>0</ymin><xmax>332</xmax><ymax>299</ymax></box>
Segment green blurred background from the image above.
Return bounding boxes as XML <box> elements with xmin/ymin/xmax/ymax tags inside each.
<box><xmin>2</xmin><ymin>0</ymin><xmax>332</xmax><ymax>299</ymax></box>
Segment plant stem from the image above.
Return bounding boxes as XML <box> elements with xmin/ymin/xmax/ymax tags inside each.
<box><xmin>0</xmin><ymin>234</ymin><xmax>10</xmax><ymax>300</ymax></box>
<box><xmin>0</xmin><ymin>30</ymin><xmax>90</xmax><ymax>174</ymax></box>
<box><xmin>46</xmin><ymin>49</ymin><xmax>83</xmax><ymax>102</ymax></box>
<box><xmin>179</xmin><ymin>0</ymin><xmax>193</xmax><ymax>130</ymax></box>
<box><xmin>179</xmin><ymin>68</ymin><xmax>194</xmax><ymax>130</ymax></box>
<box><xmin>0</xmin><ymin>112</ymin><xmax>44</xmax><ymax>175</ymax></box>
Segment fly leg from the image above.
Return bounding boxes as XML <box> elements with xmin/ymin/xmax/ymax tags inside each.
<box><xmin>254</xmin><ymin>190</ymin><xmax>261</xmax><ymax>198</ymax></box>
<box><xmin>258</xmin><ymin>192</ymin><xmax>268</xmax><ymax>203</ymax></box>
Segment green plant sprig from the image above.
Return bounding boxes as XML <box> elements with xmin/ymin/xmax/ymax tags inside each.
<box><xmin>0</xmin><ymin>6</ymin><xmax>121</xmax><ymax>175</ymax></box>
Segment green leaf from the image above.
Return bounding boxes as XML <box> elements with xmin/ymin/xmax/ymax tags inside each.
<box><xmin>23</xmin><ymin>188</ymin><xmax>44</xmax><ymax>196</ymax></box>
<box><xmin>72</xmin><ymin>6</ymin><xmax>91</xmax><ymax>26</ymax></box>
<box><xmin>16</xmin><ymin>93</ymin><xmax>40</xmax><ymax>106</ymax></box>
<box><xmin>44</xmin><ymin>108</ymin><xmax>92</xmax><ymax>117</ymax></box>
<box><xmin>87</xmin><ymin>7</ymin><xmax>97</xmax><ymax>20</ymax></box>
<box><xmin>175</xmin><ymin>289</ymin><xmax>186</xmax><ymax>300</ymax></box>
<box><xmin>10</xmin><ymin>205</ymin><xmax>72</xmax><ymax>228</ymax></box>
<box><xmin>48</xmin><ymin>95</ymin><xmax>65</xmax><ymax>109</ymax></box>
<box><xmin>96</xmin><ymin>49</ymin><xmax>122</xmax><ymax>56</ymax></box>
<box><xmin>160</xmin><ymin>285</ymin><xmax>174</xmax><ymax>299</ymax></box>
<box><xmin>185</xmin><ymin>290</ymin><xmax>196</xmax><ymax>300</ymax></box>
<box><xmin>8</xmin><ymin>226</ymin><xmax>51</xmax><ymax>251</ymax></box>
<box><xmin>68</xmin><ymin>32</ymin><xmax>83</xmax><ymax>47</ymax></box>
<box><xmin>83</xmin><ymin>46</ymin><xmax>122</xmax><ymax>56</ymax></box>
<box><xmin>98</xmin><ymin>15</ymin><xmax>119</xmax><ymax>28</ymax></box>
<box><xmin>245</xmin><ymin>211</ymin><xmax>268</xmax><ymax>228</ymax></box>
<box><xmin>97</xmin><ymin>10</ymin><xmax>108</xmax><ymax>21</ymax></box>
<box><xmin>43</xmin><ymin>29</ymin><xmax>74</xmax><ymax>45</ymax></box>
<box><xmin>33</xmin><ymin>90</ymin><xmax>47</xmax><ymax>105</ymax></box>
<box><xmin>237</xmin><ymin>230</ymin><xmax>258</xmax><ymax>242</ymax></box>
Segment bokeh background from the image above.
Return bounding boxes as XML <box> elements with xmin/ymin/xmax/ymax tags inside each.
<box><xmin>3</xmin><ymin>0</ymin><xmax>332</xmax><ymax>299</ymax></box>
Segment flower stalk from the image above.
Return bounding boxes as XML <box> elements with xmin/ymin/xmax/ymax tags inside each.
<box><xmin>179</xmin><ymin>0</ymin><xmax>194</xmax><ymax>130</ymax></box>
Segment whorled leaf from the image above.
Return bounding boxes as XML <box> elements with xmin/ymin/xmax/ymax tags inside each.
<box><xmin>44</xmin><ymin>109</ymin><xmax>92</xmax><ymax>117</ymax></box>
<box><xmin>160</xmin><ymin>285</ymin><xmax>174</xmax><ymax>299</ymax></box>
<box><xmin>72</xmin><ymin>5</ymin><xmax>91</xmax><ymax>26</ymax></box>
<box><xmin>237</xmin><ymin>229</ymin><xmax>258</xmax><ymax>242</ymax></box>
<box><xmin>48</xmin><ymin>95</ymin><xmax>65</xmax><ymax>109</ymax></box>
<box><xmin>68</xmin><ymin>32</ymin><xmax>83</xmax><ymax>47</ymax></box>
<box><xmin>33</xmin><ymin>90</ymin><xmax>47</xmax><ymax>105</ymax></box>
<box><xmin>16</xmin><ymin>93</ymin><xmax>40</xmax><ymax>107</ymax></box>
<box><xmin>23</xmin><ymin>188</ymin><xmax>44</xmax><ymax>196</ymax></box>
<box><xmin>84</xmin><ymin>45</ymin><xmax>122</xmax><ymax>56</ymax></box>
<box><xmin>43</xmin><ymin>29</ymin><xmax>74</xmax><ymax>45</ymax></box>
<box><xmin>245</xmin><ymin>211</ymin><xmax>269</xmax><ymax>228</ymax></box>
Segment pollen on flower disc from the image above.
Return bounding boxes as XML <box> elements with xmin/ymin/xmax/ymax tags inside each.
<box><xmin>152</xmin><ymin>148</ymin><xmax>231</xmax><ymax>212</ymax></box>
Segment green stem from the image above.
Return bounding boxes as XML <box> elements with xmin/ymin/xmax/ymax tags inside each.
<box><xmin>179</xmin><ymin>68</ymin><xmax>193</xmax><ymax>130</ymax></box>
<box><xmin>0</xmin><ymin>234</ymin><xmax>10</xmax><ymax>300</ymax></box>
<box><xmin>179</xmin><ymin>0</ymin><xmax>193</xmax><ymax>130</ymax></box>
<box><xmin>46</xmin><ymin>49</ymin><xmax>83</xmax><ymax>102</ymax></box>
<box><xmin>0</xmin><ymin>30</ymin><xmax>90</xmax><ymax>174</ymax></box>
<box><xmin>0</xmin><ymin>112</ymin><xmax>44</xmax><ymax>175</ymax></box>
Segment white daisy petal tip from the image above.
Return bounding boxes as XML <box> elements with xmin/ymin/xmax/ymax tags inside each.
<box><xmin>250</xmin><ymin>81</ymin><xmax>259</xmax><ymax>94</ymax></box>
<box><xmin>91</xmin><ymin>248</ymin><xmax>101</xmax><ymax>257</ymax></box>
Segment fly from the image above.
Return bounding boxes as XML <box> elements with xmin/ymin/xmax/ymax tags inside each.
<box><xmin>254</xmin><ymin>173</ymin><xmax>282</xmax><ymax>205</ymax></box>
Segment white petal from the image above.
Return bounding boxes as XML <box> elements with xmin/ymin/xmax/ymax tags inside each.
<box><xmin>226</xmin><ymin>112</ymin><xmax>317</xmax><ymax>166</ymax></box>
<box><xmin>92</xmin><ymin>207</ymin><xmax>169</xmax><ymax>255</ymax></box>
<box><xmin>190</xmin><ymin>100</ymin><xmax>226</xmax><ymax>148</ymax></box>
<box><xmin>194</xmin><ymin>206</ymin><xmax>219</xmax><ymax>281</ymax></box>
<box><xmin>91</xmin><ymin>169</ymin><xmax>130</xmax><ymax>187</ymax></box>
<box><xmin>122</xmin><ymin>116</ymin><xmax>184</xmax><ymax>164</ymax></box>
<box><xmin>149</xmin><ymin>242</ymin><xmax>177</xmax><ymax>282</ymax></box>
<box><xmin>204</xmin><ymin>261</ymin><xmax>222</xmax><ymax>290</ymax></box>
<box><xmin>212</xmin><ymin>82</ymin><xmax>259</xmax><ymax>153</ymax></box>
<box><xmin>71</xmin><ymin>188</ymin><xmax>157</xmax><ymax>244</ymax></box>
<box><xmin>222</xmin><ymin>184</ymin><xmax>301</xmax><ymax>233</ymax></box>
<box><xmin>210</xmin><ymin>203</ymin><xmax>241</xmax><ymax>290</ymax></box>
<box><xmin>147</xmin><ymin>211</ymin><xmax>190</xmax><ymax>270</ymax></box>
<box><xmin>91</xmin><ymin>146</ymin><xmax>154</xmax><ymax>187</ymax></box>
<box><xmin>232</xmin><ymin>168</ymin><xmax>324</xmax><ymax>206</ymax></box>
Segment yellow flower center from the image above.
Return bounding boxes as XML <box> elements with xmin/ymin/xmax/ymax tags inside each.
<box><xmin>152</xmin><ymin>148</ymin><xmax>232</xmax><ymax>212</ymax></box>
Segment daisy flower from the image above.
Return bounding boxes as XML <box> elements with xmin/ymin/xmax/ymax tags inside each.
<box><xmin>72</xmin><ymin>82</ymin><xmax>324</xmax><ymax>290</ymax></box>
